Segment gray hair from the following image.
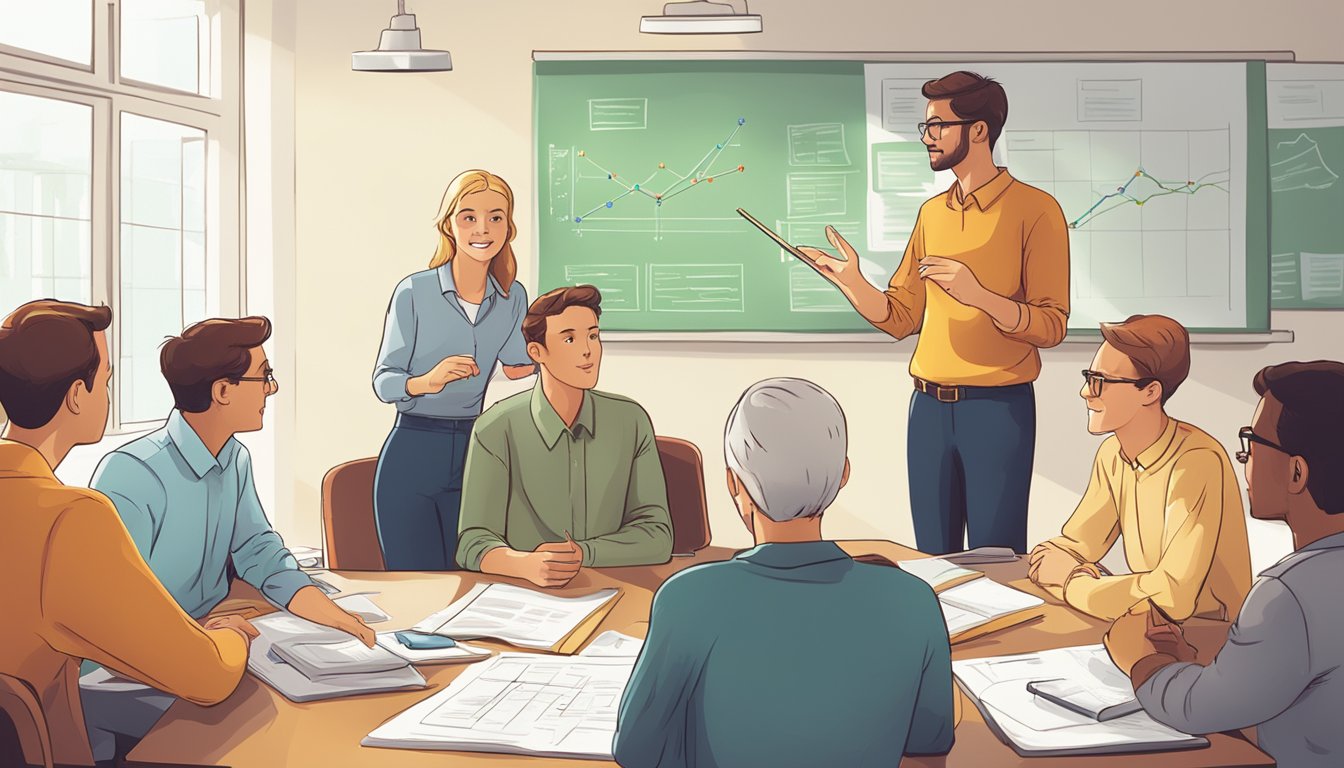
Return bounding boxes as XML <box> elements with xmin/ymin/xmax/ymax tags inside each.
<box><xmin>723</xmin><ymin>377</ymin><xmax>848</xmax><ymax>523</ymax></box>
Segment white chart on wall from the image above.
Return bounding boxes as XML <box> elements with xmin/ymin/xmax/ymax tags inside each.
<box><xmin>864</xmin><ymin>62</ymin><xmax>1249</xmax><ymax>330</ymax></box>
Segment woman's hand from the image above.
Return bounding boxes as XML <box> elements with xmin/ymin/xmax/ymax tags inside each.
<box><xmin>407</xmin><ymin>355</ymin><xmax>479</xmax><ymax>396</ymax></box>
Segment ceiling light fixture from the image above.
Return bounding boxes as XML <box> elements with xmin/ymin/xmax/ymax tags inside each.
<box><xmin>640</xmin><ymin>0</ymin><xmax>763</xmax><ymax>34</ymax></box>
<box><xmin>352</xmin><ymin>0</ymin><xmax>453</xmax><ymax>72</ymax></box>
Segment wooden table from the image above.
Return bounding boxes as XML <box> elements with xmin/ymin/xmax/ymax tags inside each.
<box><xmin>128</xmin><ymin>541</ymin><xmax>1272</xmax><ymax>768</ymax></box>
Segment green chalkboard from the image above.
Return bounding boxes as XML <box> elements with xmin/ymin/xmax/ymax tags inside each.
<box><xmin>1270</xmin><ymin>125</ymin><xmax>1344</xmax><ymax>308</ymax></box>
<box><xmin>535</xmin><ymin>60</ymin><xmax>874</xmax><ymax>332</ymax></box>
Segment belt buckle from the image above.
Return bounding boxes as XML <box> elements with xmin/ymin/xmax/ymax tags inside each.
<box><xmin>936</xmin><ymin>385</ymin><xmax>960</xmax><ymax>403</ymax></box>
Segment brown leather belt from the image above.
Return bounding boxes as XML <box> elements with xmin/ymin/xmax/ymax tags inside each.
<box><xmin>913</xmin><ymin>377</ymin><xmax>963</xmax><ymax>403</ymax></box>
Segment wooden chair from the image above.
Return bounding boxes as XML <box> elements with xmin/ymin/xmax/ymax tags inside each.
<box><xmin>320</xmin><ymin>458</ymin><xmax>386</xmax><ymax>571</ymax></box>
<box><xmin>656</xmin><ymin>436</ymin><xmax>711</xmax><ymax>555</ymax></box>
<box><xmin>0</xmin><ymin>674</ymin><xmax>52</xmax><ymax>768</ymax></box>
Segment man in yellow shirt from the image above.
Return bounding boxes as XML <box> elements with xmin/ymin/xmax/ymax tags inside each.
<box><xmin>1028</xmin><ymin>314</ymin><xmax>1251</xmax><ymax>621</ymax></box>
<box><xmin>0</xmin><ymin>300</ymin><xmax>253</xmax><ymax>767</ymax></box>
<box><xmin>800</xmin><ymin>71</ymin><xmax>1070</xmax><ymax>554</ymax></box>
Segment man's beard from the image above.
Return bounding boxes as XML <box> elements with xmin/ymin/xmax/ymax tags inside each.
<box><xmin>929</xmin><ymin>136</ymin><xmax>970</xmax><ymax>172</ymax></box>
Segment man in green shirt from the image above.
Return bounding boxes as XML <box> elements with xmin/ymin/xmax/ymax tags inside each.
<box><xmin>456</xmin><ymin>285</ymin><xmax>673</xmax><ymax>586</ymax></box>
<box><xmin>614</xmin><ymin>378</ymin><xmax>954</xmax><ymax>767</ymax></box>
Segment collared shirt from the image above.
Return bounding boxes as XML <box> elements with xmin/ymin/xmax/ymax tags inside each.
<box><xmin>90</xmin><ymin>410</ymin><xmax>315</xmax><ymax>618</ymax></box>
<box><xmin>372</xmin><ymin>265</ymin><xmax>530</xmax><ymax>419</ymax></box>
<box><xmin>456</xmin><ymin>383</ymin><xmax>673</xmax><ymax>570</ymax></box>
<box><xmin>1137</xmin><ymin>531</ymin><xmax>1344</xmax><ymax>768</ymax></box>
<box><xmin>872</xmin><ymin>169</ymin><xmax>1071</xmax><ymax>387</ymax></box>
<box><xmin>1049</xmin><ymin>418</ymin><xmax>1252</xmax><ymax>621</ymax></box>
<box><xmin>0</xmin><ymin>439</ymin><xmax>245</xmax><ymax>767</ymax></box>
<box><xmin>613</xmin><ymin>541</ymin><xmax>954</xmax><ymax>768</ymax></box>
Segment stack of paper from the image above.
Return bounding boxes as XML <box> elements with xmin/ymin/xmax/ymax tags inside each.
<box><xmin>413</xmin><ymin>583</ymin><xmax>621</xmax><ymax>654</ymax></box>
<box><xmin>248</xmin><ymin>612</ymin><xmax>426</xmax><ymax>702</ymax></box>
<box><xmin>363</xmin><ymin>653</ymin><xmax>635</xmax><ymax>758</ymax></box>
<box><xmin>897</xmin><ymin>557</ymin><xmax>985</xmax><ymax>592</ymax></box>
<box><xmin>269</xmin><ymin>636</ymin><xmax>408</xmax><ymax>681</ymax></box>
<box><xmin>938</xmin><ymin>579</ymin><xmax>1045</xmax><ymax>643</ymax></box>
<box><xmin>953</xmin><ymin>645</ymin><xmax>1207</xmax><ymax>756</ymax></box>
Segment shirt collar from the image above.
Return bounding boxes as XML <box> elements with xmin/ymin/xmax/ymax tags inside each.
<box><xmin>529</xmin><ymin>382</ymin><xmax>595</xmax><ymax>449</ymax></box>
<box><xmin>1124</xmin><ymin>417</ymin><xmax>1180</xmax><ymax>472</ymax></box>
<box><xmin>1299</xmin><ymin>531</ymin><xmax>1344</xmax><ymax>555</ymax></box>
<box><xmin>0</xmin><ymin>439</ymin><xmax>58</xmax><ymax>481</ymax></box>
<box><xmin>946</xmin><ymin>168</ymin><xmax>1014</xmax><ymax>212</ymax></box>
<box><xmin>166</xmin><ymin>410</ymin><xmax>227</xmax><ymax>478</ymax></box>
<box><xmin>734</xmin><ymin>540</ymin><xmax>851</xmax><ymax>570</ymax></box>
<box><xmin>437</xmin><ymin>263</ymin><xmax>501</xmax><ymax>300</ymax></box>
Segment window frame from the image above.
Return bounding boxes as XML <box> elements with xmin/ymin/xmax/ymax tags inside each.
<box><xmin>0</xmin><ymin>0</ymin><xmax>242</xmax><ymax>433</ymax></box>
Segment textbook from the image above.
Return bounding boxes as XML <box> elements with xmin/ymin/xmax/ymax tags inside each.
<box><xmin>1026</xmin><ymin>678</ymin><xmax>1144</xmax><ymax>722</ymax></box>
<box><xmin>895</xmin><ymin>556</ymin><xmax>985</xmax><ymax>593</ymax></box>
<box><xmin>412</xmin><ymin>583</ymin><xmax>621</xmax><ymax>654</ymax></box>
<box><xmin>953</xmin><ymin>645</ymin><xmax>1207</xmax><ymax>756</ymax></box>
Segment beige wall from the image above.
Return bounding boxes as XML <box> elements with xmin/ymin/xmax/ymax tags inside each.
<box><xmin>276</xmin><ymin>0</ymin><xmax>1344</xmax><ymax>574</ymax></box>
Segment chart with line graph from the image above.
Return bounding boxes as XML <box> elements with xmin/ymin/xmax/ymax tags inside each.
<box><xmin>1003</xmin><ymin>128</ymin><xmax>1234</xmax><ymax>328</ymax></box>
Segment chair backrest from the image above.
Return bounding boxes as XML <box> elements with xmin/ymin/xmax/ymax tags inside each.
<box><xmin>321</xmin><ymin>458</ymin><xmax>386</xmax><ymax>571</ymax></box>
<box><xmin>656</xmin><ymin>436</ymin><xmax>711</xmax><ymax>555</ymax></box>
<box><xmin>0</xmin><ymin>674</ymin><xmax>52</xmax><ymax>768</ymax></box>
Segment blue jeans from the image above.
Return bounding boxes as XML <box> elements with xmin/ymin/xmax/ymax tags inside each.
<box><xmin>906</xmin><ymin>382</ymin><xmax>1036</xmax><ymax>555</ymax></box>
<box><xmin>374</xmin><ymin>414</ymin><xmax>475</xmax><ymax>570</ymax></box>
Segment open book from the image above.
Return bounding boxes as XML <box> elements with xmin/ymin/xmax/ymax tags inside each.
<box><xmin>412</xmin><ymin>583</ymin><xmax>621</xmax><ymax>654</ymax></box>
<box><xmin>939</xmin><ymin>579</ymin><xmax>1046</xmax><ymax>644</ymax></box>
<box><xmin>896</xmin><ymin>557</ymin><xmax>985</xmax><ymax>593</ymax></box>
<box><xmin>953</xmin><ymin>645</ymin><xmax>1207</xmax><ymax>756</ymax></box>
<box><xmin>248</xmin><ymin>612</ymin><xmax>426</xmax><ymax>702</ymax></box>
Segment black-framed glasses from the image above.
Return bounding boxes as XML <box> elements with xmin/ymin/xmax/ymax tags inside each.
<box><xmin>232</xmin><ymin>368</ymin><xmax>276</xmax><ymax>386</ymax></box>
<box><xmin>1081</xmin><ymin>369</ymin><xmax>1157</xmax><ymax>398</ymax></box>
<box><xmin>1236</xmin><ymin>426</ymin><xmax>1289</xmax><ymax>464</ymax></box>
<box><xmin>917</xmin><ymin>119</ymin><xmax>976</xmax><ymax>140</ymax></box>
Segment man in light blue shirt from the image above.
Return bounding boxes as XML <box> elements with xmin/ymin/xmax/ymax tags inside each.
<box><xmin>86</xmin><ymin>316</ymin><xmax>372</xmax><ymax>760</ymax></box>
<box><xmin>614</xmin><ymin>379</ymin><xmax>954</xmax><ymax>767</ymax></box>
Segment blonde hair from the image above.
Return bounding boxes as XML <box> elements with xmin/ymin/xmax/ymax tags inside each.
<box><xmin>428</xmin><ymin>169</ymin><xmax>518</xmax><ymax>295</ymax></box>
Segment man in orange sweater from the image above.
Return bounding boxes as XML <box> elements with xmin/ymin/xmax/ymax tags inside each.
<box><xmin>0</xmin><ymin>300</ymin><xmax>252</xmax><ymax>767</ymax></box>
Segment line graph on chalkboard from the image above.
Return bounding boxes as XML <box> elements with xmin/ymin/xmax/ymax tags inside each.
<box><xmin>549</xmin><ymin>118</ymin><xmax>749</xmax><ymax>241</ymax></box>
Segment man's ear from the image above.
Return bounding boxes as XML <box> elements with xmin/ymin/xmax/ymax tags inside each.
<box><xmin>526</xmin><ymin>341</ymin><xmax>545</xmax><ymax>365</ymax></box>
<box><xmin>839</xmin><ymin>457</ymin><xmax>851</xmax><ymax>490</ymax></box>
<box><xmin>972</xmin><ymin>120</ymin><xmax>990</xmax><ymax>144</ymax></box>
<box><xmin>1289</xmin><ymin>457</ymin><xmax>1310</xmax><ymax>495</ymax></box>
<box><xmin>1141</xmin><ymin>381</ymin><xmax>1164</xmax><ymax>407</ymax></box>
<box><xmin>64</xmin><ymin>378</ymin><xmax>87</xmax><ymax>417</ymax></box>
<box><xmin>213</xmin><ymin>379</ymin><xmax>231</xmax><ymax>407</ymax></box>
<box><xmin>725</xmin><ymin>467</ymin><xmax>740</xmax><ymax>496</ymax></box>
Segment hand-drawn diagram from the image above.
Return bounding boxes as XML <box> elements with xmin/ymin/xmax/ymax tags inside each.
<box><xmin>1270</xmin><ymin>132</ymin><xmax>1340</xmax><ymax>192</ymax></box>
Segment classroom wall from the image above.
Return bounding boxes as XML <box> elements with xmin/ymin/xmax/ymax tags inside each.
<box><xmin>268</xmin><ymin>0</ymin><xmax>1344</xmax><ymax>574</ymax></box>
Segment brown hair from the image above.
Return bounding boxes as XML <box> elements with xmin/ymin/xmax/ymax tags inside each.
<box><xmin>1099</xmin><ymin>314</ymin><xmax>1191</xmax><ymax>405</ymax></box>
<box><xmin>922</xmin><ymin>71</ymin><xmax>1009</xmax><ymax>150</ymax></box>
<box><xmin>522</xmin><ymin>285</ymin><xmax>603</xmax><ymax>347</ymax></box>
<box><xmin>161</xmin><ymin>316</ymin><xmax>272</xmax><ymax>413</ymax></box>
<box><xmin>1254</xmin><ymin>360</ymin><xmax>1344</xmax><ymax>515</ymax></box>
<box><xmin>427</xmin><ymin>170</ymin><xmax>518</xmax><ymax>296</ymax></box>
<box><xmin>0</xmin><ymin>300</ymin><xmax>112</xmax><ymax>429</ymax></box>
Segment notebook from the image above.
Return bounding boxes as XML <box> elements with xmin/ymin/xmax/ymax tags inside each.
<box><xmin>953</xmin><ymin>645</ymin><xmax>1207</xmax><ymax>756</ymax></box>
<box><xmin>248</xmin><ymin>612</ymin><xmax>427</xmax><ymax>702</ymax></box>
<box><xmin>412</xmin><ymin>583</ymin><xmax>621</xmax><ymax>654</ymax></box>
<box><xmin>1027</xmin><ymin>678</ymin><xmax>1144</xmax><ymax>722</ymax></box>
<box><xmin>269</xmin><ymin>636</ymin><xmax>409</xmax><ymax>681</ymax></box>
<box><xmin>938</xmin><ymin>579</ymin><xmax>1046</xmax><ymax>644</ymax></box>
<box><xmin>895</xmin><ymin>556</ymin><xmax>985</xmax><ymax>592</ymax></box>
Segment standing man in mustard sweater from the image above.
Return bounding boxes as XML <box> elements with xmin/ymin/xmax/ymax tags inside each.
<box><xmin>800</xmin><ymin>71</ymin><xmax>1070</xmax><ymax>554</ymax></box>
<box><xmin>0</xmin><ymin>300</ymin><xmax>252</xmax><ymax>767</ymax></box>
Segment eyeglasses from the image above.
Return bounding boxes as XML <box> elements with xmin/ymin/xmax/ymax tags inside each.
<box><xmin>232</xmin><ymin>368</ymin><xmax>276</xmax><ymax>386</ymax></box>
<box><xmin>917</xmin><ymin>119</ymin><xmax>976</xmax><ymax>140</ymax></box>
<box><xmin>1236</xmin><ymin>426</ymin><xmax>1289</xmax><ymax>464</ymax></box>
<box><xmin>1081</xmin><ymin>369</ymin><xmax>1158</xmax><ymax>398</ymax></box>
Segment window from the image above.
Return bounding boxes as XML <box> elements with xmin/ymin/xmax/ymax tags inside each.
<box><xmin>0</xmin><ymin>0</ymin><xmax>239</xmax><ymax>431</ymax></box>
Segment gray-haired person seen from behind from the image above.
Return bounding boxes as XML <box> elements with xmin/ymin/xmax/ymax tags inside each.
<box><xmin>613</xmin><ymin>378</ymin><xmax>954</xmax><ymax>768</ymax></box>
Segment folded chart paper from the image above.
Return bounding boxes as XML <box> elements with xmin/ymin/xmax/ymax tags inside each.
<box><xmin>413</xmin><ymin>583</ymin><xmax>620</xmax><ymax>653</ymax></box>
<box><xmin>363</xmin><ymin>653</ymin><xmax>635</xmax><ymax>758</ymax></box>
<box><xmin>953</xmin><ymin>644</ymin><xmax>1207</xmax><ymax>756</ymax></box>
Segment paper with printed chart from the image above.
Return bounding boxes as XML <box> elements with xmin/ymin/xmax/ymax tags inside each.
<box><xmin>363</xmin><ymin>653</ymin><xmax>635</xmax><ymax>758</ymax></box>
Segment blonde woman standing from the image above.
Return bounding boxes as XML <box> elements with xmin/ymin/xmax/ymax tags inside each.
<box><xmin>372</xmin><ymin>170</ymin><xmax>535</xmax><ymax>570</ymax></box>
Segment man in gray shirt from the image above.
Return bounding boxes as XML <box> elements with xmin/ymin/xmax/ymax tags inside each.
<box><xmin>1105</xmin><ymin>360</ymin><xmax>1344</xmax><ymax>768</ymax></box>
